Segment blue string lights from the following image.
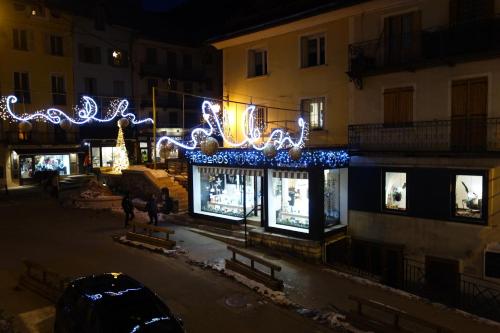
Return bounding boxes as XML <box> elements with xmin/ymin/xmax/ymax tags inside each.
<box><xmin>185</xmin><ymin>148</ymin><xmax>350</xmax><ymax>169</ymax></box>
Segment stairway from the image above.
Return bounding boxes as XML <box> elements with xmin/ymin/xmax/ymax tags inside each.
<box><xmin>59</xmin><ymin>174</ymin><xmax>96</xmax><ymax>191</ymax></box>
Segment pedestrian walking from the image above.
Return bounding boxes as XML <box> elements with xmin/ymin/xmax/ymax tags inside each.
<box><xmin>146</xmin><ymin>194</ymin><xmax>158</xmax><ymax>226</ymax></box>
<box><xmin>161</xmin><ymin>188</ymin><xmax>173</xmax><ymax>216</ymax></box>
<box><xmin>122</xmin><ymin>193</ymin><xmax>135</xmax><ymax>227</ymax></box>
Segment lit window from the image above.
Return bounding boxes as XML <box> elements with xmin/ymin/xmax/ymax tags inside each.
<box><xmin>110</xmin><ymin>49</ymin><xmax>128</xmax><ymax>67</ymax></box>
<box><xmin>268</xmin><ymin>170</ymin><xmax>309</xmax><ymax>233</ymax></box>
<box><xmin>454</xmin><ymin>175</ymin><xmax>483</xmax><ymax>219</ymax></box>
<box><xmin>301</xmin><ymin>97</ymin><xmax>324</xmax><ymax>130</ymax></box>
<box><xmin>384</xmin><ymin>172</ymin><xmax>407</xmax><ymax>211</ymax></box>
<box><xmin>301</xmin><ymin>34</ymin><xmax>325</xmax><ymax>67</ymax></box>
<box><xmin>248</xmin><ymin>49</ymin><xmax>268</xmax><ymax>77</ymax></box>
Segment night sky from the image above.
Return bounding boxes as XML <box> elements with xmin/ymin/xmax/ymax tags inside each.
<box><xmin>142</xmin><ymin>0</ymin><xmax>187</xmax><ymax>11</ymax></box>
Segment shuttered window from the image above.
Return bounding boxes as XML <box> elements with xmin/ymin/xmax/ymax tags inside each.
<box><xmin>383</xmin><ymin>87</ymin><xmax>413</xmax><ymax>125</ymax></box>
<box><xmin>384</xmin><ymin>11</ymin><xmax>421</xmax><ymax>65</ymax></box>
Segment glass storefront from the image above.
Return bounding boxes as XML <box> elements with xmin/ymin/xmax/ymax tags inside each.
<box><xmin>91</xmin><ymin>147</ymin><xmax>101</xmax><ymax>167</ymax></box>
<box><xmin>20</xmin><ymin>157</ymin><xmax>33</xmax><ymax>179</ymax></box>
<box><xmin>384</xmin><ymin>171</ymin><xmax>407</xmax><ymax>211</ymax></box>
<box><xmin>268</xmin><ymin>170</ymin><xmax>309</xmax><ymax>233</ymax></box>
<box><xmin>101</xmin><ymin>147</ymin><xmax>115</xmax><ymax>167</ymax></box>
<box><xmin>19</xmin><ymin>154</ymin><xmax>72</xmax><ymax>179</ymax></box>
<box><xmin>324</xmin><ymin>169</ymin><xmax>340</xmax><ymax>227</ymax></box>
<box><xmin>192</xmin><ymin>166</ymin><xmax>263</xmax><ymax>220</ymax></box>
<box><xmin>455</xmin><ymin>174</ymin><xmax>483</xmax><ymax>219</ymax></box>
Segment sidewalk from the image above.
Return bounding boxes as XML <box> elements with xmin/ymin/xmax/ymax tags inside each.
<box><xmin>146</xmin><ymin>212</ymin><xmax>500</xmax><ymax>333</ymax></box>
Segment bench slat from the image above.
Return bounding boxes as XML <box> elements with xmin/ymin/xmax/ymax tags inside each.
<box><xmin>227</xmin><ymin>245</ymin><xmax>281</xmax><ymax>271</ymax></box>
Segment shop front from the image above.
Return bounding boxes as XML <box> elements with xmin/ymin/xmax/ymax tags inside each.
<box><xmin>186</xmin><ymin>148</ymin><xmax>350</xmax><ymax>241</ymax></box>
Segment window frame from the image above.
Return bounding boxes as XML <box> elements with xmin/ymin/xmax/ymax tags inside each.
<box><xmin>51</xmin><ymin>74</ymin><xmax>66</xmax><ymax>105</ymax></box>
<box><xmin>451</xmin><ymin>170</ymin><xmax>488</xmax><ymax>225</ymax></box>
<box><xmin>300</xmin><ymin>97</ymin><xmax>325</xmax><ymax>130</ymax></box>
<box><xmin>13</xmin><ymin>28</ymin><xmax>28</xmax><ymax>51</ymax></box>
<box><xmin>382</xmin><ymin>85</ymin><xmax>414</xmax><ymax>127</ymax></box>
<box><xmin>13</xmin><ymin>72</ymin><xmax>31</xmax><ymax>104</ymax></box>
<box><xmin>50</xmin><ymin>35</ymin><xmax>63</xmax><ymax>56</ymax></box>
<box><xmin>83</xmin><ymin>77</ymin><xmax>97</xmax><ymax>96</ymax></box>
<box><xmin>247</xmin><ymin>48</ymin><xmax>268</xmax><ymax>78</ymax></box>
<box><xmin>382</xmin><ymin>169</ymin><xmax>409</xmax><ymax>214</ymax></box>
<box><xmin>300</xmin><ymin>33</ymin><xmax>326</xmax><ymax>68</ymax></box>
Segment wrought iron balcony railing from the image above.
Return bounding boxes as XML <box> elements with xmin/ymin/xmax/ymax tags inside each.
<box><xmin>348</xmin><ymin>117</ymin><xmax>500</xmax><ymax>153</ymax></box>
<box><xmin>348</xmin><ymin>17</ymin><xmax>500</xmax><ymax>88</ymax></box>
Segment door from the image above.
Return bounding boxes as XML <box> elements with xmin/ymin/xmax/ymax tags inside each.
<box><xmin>425</xmin><ymin>256</ymin><xmax>460</xmax><ymax>305</ymax></box>
<box><xmin>451</xmin><ymin>77</ymin><xmax>487</xmax><ymax>151</ymax></box>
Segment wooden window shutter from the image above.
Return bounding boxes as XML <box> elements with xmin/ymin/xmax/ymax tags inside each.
<box><xmin>468</xmin><ymin>77</ymin><xmax>487</xmax><ymax>117</ymax></box>
<box><xmin>384</xmin><ymin>89</ymin><xmax>398</xmax><ymax>124</ymax></box>
<box><xmin>451</xmin><ymin>79</ymin><xmax>468</xmax><ymax>118</ymax></box>
<box><xmin>399</xmin><ymin>87</ymin><xmax>414</xmax><ymax>123</ymax></box>
<box><xmin>384</xmin><ymin>87</ymin><xmax>414</xmax><ymax>124</ymax></box>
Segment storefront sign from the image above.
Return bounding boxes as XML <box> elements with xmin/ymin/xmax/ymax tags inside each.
<box><xmin>185</xmin><ymin>148</ymin><xmax>349</xmax><ymax>169</ymax></box>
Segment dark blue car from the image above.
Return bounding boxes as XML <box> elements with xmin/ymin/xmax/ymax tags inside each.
<box><xmin>54</xmin><ymin>273</ymin><xmax>185</xmax><ymax>333</ymax></box>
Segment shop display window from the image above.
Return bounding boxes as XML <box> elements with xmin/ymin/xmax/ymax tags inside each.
<box><xmin>20</xmin><ymin>157</ymin><xmax>33</xmax><ymax>179</ymax></box>
<box><xmin>268</xmin><ymin>170</ymin><xmax>309</xmax><ymax>233</ymax></box>
<box><xmin>384</xmin><ymin>172</ymin><xmax>407</xmax><ymax>211</ymax></box>
<box><xmin>101</xmin><ymin>147</ymin><xmax>115</xmax><ymax>167</ymax></box>
<box><xmin>91</xmin><ymin>147</ymin><xmax>101</xmax><ymax>167</ymax></box>
<box><xmin>455</xmin><ymin>175</ymin><xmax>483</xmax><ymax>219</ymax></box>
<box><xmin>34</xmin><ymin>155</ymin><xmax>70</xmax><ymax>175</ymax></box>
<box><xmin>193</xmin><ymin>166</ymin><xmax>263</xmax><ymax>220</ymax></box>
<box><xmin>324</xmin><ymin>169</ymin><xmax>340</xmax><ymax>227</ymax></box>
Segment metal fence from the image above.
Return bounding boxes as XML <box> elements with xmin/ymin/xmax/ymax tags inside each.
<box><xmin>348</xmin><ymin>117</ymin><xmax>500</xmax><ymax>153</ymax></box>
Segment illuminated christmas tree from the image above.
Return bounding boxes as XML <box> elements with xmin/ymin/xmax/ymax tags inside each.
<box><xmin>112</xmin><ymin>123</ymin><xmax>129</xmax><ymax>173</ymax></box>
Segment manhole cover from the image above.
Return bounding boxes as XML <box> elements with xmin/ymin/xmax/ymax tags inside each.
<box><xmin>224</xmin><ymin>294</ymin><xmax>250</xmax><ymax>308</ymax></box>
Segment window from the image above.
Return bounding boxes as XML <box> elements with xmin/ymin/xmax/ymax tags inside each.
<box><xmin>101</xmin><ymin>147</ymin><xmax>115</xmax><ymax>167</ymax></box>
<box><xmin>384</xmin><ymin>171</ymin><xmax>407</xmax><ymax>211</ymax></box>
<box><xmin>301</xmin><ymin>97</ymin><xmax>324</xmax><ymax>130</ymax></box>
<box><xmin>51</xmin><ymin>75</ymin><xmax>66</xmax><ymax>105</ymax></box>
<box><xmin>324</xmin><ymin>169</ymin><xmax>340</xmax><ymax>227</ymax></box>
<box><xmin>301</xmin><ymin>34</ymin><xmax>325</xmax><ymax>67</ymax></box>
<box><xmin>454</xmin><ymin>174</ymin><xmax>483</xmax><ymax>219</ymax></box>
<box><xmin>254</xmin><ymin>106</ymin><xmax>266</xmax><ymax>131</ymax></box>
<box><xmin>84</xmin><ymin>77</ymin><xmax>97</xmax><ymax>95</ymax></box>
<box><xmin>13</xmin><ymin>72</ymin><xmax>30</xmax><ymax>103</ymax></box>
<box><xmin>79</xmin><ymin>45</ymin><xmax>101</xmax><ymax>64</ymax></box>
<box><xmin>109</xmin><ymin>49</ymin><xmax>128</xmax><ymax>67</ymax></box>
<box><xmin>383</xmin><ymin>87</ymin><xmax>413</xmax><ymax>125</ymax></box>
<box><xmin>146</xmin><ymin>47</ymin><xmax>157</xmax><ymax>65</ymax></box>
<box><xmin>91</xmin><ymin>147</ymin><xmax>101</xmax><ymax>167</ymax></box>
<box><xmin>183</xmin><ymin>54</ymin><xmax>192</xmax><ymax>70</ymax></box>
<box><xmin>147</xmin><ymin>79</ymin><xmax>158</xmax><ymax>95</ymax></box>
<box><xmin>13</xmin><ymin>29</ymin><xmax>28</xmax><ymax>50</ymax></box>
<box><xmin>167</xmin><ymin>52</ymin><xmax>177</xmax><ymax>71</ymax></box>
<box><xmin>169</xmin><ymin>111</ymin><xmax>179</xmax><ymax>126</ymax></box>
<box><xmin>384</xmin><ymin>12</ymin><xmax>421</xmax><ymax>65</ymax></box>
<box><xmin>268</xmin><ymin>170</ymin><xmax>309</xmax><ymax>233</ymax></box>
<box><xmin>113</xmin><ymin>80</ymin><xmax>125</xmax><ymax>97</ymax></box>
<box><xmin>248</xmin><ymin>49</ymin><xmax>267</xmax><ymax>77</ymax></box>
<box><xmin>50</xmin><ymin>35</ymin><xmax>63</xmax><ymax>56</ymax></box>
<box><xmin>31</xmin><ymin>4</ymin><xmax>45</xmax><ymax>17</ymax></box>
<box><xmin>34</xmin><ymin>155</ymin><xmax>70</xmax><ymax>175</ymax></box>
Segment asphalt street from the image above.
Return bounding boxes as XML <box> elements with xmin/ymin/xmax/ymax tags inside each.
<box><xmin>0</xmin><ymin>187</ymin><xmax>331</xmax><ymax>333</ymax></box>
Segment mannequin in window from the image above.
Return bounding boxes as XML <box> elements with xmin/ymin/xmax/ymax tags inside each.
<box><xmin>288</xmin><ymin>187</ymin><xmax>296</xmax><ymax>212</ymax></box>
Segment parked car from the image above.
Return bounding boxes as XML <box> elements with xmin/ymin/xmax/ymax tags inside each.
<box><xmin>54</xmin><ymin>273</ymin><xmax>185</xmax><ymax>333</ymax></box>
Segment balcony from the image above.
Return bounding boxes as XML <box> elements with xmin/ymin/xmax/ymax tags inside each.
<box><xmin>348</xmin><ymin>117</ymin><xmax>500</xmax><ymax>154</ymax></box>
<box><xmin>348</xmin><ymin>17</ymin><xmax>500</xmax><ymax>88</ymax></box>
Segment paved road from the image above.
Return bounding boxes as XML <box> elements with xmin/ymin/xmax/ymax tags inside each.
<box><xmin>0</xmin><ymin>188</ymin><xmax>331</xmax><ymax>333</ymax></box>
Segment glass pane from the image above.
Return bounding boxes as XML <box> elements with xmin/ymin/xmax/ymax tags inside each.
<box><xmin>307</xmin><ymin>38</ymin><xmax>317</xmax><ymax>66</ymax></box>
<box><xmin>101</xmin><ymin>147</ymin><xmax>114</xmax><ymax>167</ymax></box>
<box><xmin>268</xmin><ymin>170</ymin><xmax>309</xmax><ymax>233</ymax></box>
<box><xmin>200</xmin><ymin>172</ymin><xmax>244</xmax><ymax>218</ymax></box>
<box><xmin>91</xmin><ymin>147</ymin><xmax>101</xmax><ymax>167</ymax></box>
<box><xmin>20</xmin><ymin>157</ymin><xmax>33</xmax><ymax>179</ymax></box>
<box><xmin>34</xmin><ymin>155</ymin><xmax>70</xmax><ymax>175</ymax></box>
<box><xmin>385</xmin><ymin>172</ymin><xmax>407</xmax><ymax>211</ymax></box>
<box><xmin>324</xmin><ymin>169</ymin><xmax>340</xmax><ymax>227</ymax></box>
<box><xmin>455</xmin><ymin>175</ymin><xmax>483</xmax><ymax>219</ymax></box>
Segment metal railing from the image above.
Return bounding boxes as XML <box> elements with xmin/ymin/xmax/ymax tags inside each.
<box><xmin>348</xmin><ymin>17</ymin><xmax>500</xmax><ymax>79</ymax></box>
<box><xmin>348</xmin><ymin>117</ymin><xmax>500</xmax><ymax>153</ymax></box>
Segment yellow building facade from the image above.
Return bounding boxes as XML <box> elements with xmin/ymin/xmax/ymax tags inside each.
<box><xmin>0</xmin><ymin>0</ymin><xmax>75</xmax><ymax>185</ymax></box>
<box><xmin>212</xmin><ymin>12</ymin><xmax>351</xmax><ymax>147</ymax></box>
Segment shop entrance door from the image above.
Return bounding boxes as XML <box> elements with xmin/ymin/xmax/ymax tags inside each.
<box><xmin>245</xmin><ymin>175</ymin><xmax>263</xmax><ymax>226</ymax></box>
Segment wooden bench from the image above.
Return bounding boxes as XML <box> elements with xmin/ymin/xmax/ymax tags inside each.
<box><xmin>126</xmin><ymin>221</ymin><xmax>176</xmax><ymax>249</ymax></box>
<box><xmin>348</xmin><ymin>295</ymin><xmax>453</xmax><ymax>333</ymax></box>
<box><xmin>225</xmin><ymin>245</ymin><xmax>283</xmax><ymax>291</ymax></box>
<box><xmin>19</xmin><ymin>259</ymin><xmax>69</xmax><ymax>302</ymax></box>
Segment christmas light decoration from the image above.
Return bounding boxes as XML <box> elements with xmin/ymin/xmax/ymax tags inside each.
<box><xmin>0</xmin><ymin>95</ymin><xmax>153</xmax><ymax>126</ymax></box>
<box><xmin>112</xmin><ymin>122</ymin><xmax>130</xmax><ymax>174</ymax></box>
<box><xmin>185</xmin><ymin>148</ymin><xmax>350</xmax><ymax>169</ymax></box>
<box><xmin>157</xmin><ymin>101</ymin><xmax>307</xmax><ymax>154</ymax></box>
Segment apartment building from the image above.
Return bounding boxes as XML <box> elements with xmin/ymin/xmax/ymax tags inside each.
<box><xmin>0</xmin><ymin>0</ymin><xmax>78</xmax><ymax>186</ymax></box>
<box><xmin>347</xmin><ymin>0</ymin><xmax>500</xmax><ymax>291</ymax></box>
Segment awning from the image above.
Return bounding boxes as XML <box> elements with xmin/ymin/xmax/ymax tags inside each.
<box><xmin>272</xmin><ymin>170</ymin><xmax>308</xmax><ymax>179</ymax></box>
<box><xmin>197</xmin><ymin>166</ymin><xmax>263</xmax><ymax>177</ymax></box>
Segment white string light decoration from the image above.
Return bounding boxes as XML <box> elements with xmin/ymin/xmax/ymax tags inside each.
<box><xmin>0</xmin><ymin>95</ymin><xmax>153</xmax><ymax>125</ymax></box>
<box><xmin>156</xmin><ymin>100</ymin><xmax>307</xmax><ymax>154</ymax></box>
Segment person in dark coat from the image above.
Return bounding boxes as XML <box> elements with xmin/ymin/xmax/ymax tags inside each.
<box><xmin>146</xmin><ymin>194</ymin><xmax>158</xmax><ymax>226</ymax></box>
<box><xmin>161</xmin><ymin>188</ymin><xmax>173</xmax><ymax>216</ymax></box>
<box><xmin>121</xmin><ymin>193</ymin><xmax>135</xmax><ymax>227</ymax></box>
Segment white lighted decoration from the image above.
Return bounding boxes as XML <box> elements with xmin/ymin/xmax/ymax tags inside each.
<box><xmin>157</xmin><ymin>101</ymin><xmax>307</xmax><ymax>154</ymax></box>
<box><xmin>1</xmin><ymin>95</ymin><xmax>153</xmax><ymax>126</ymax></box>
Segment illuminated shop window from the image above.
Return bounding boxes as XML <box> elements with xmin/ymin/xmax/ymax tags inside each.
<box><xmin>192</xmin><ymin>166</ymin><xmax>262</xmax><ymax>220</ymax></box>
<box><xmin>91</xmin><ymin>147</ymin><xmax>101</xmax><ymax>167</ymax></box>
<box><xmin>384</xmin><ymin>172</ymin><xmax>407</xmax><ymax>211</ymax></box>
<box><xmin>324</xmin><ymin>169</ymin><xmax>340</xmax><ymax>227</ymax></box>
<box><xmin>20</xmin><ymin>157</ymin><xmax>33</xmax><ymax>179</ymax></box>
<box><xmin>101</xmin><ymin>147</ymin><xmax>115</xmax><ymax>167</ymax></box>
<box><xmin>34</xmin><ymin>155</ymin><xmax>70</xmax><ymax>175</ymax></box>
<box><xmin>268</xmin><ymin>170</ymin><xmax>309</xmax><ymax>233</ymax></box>
<box><xmin>455</xmin><ymin>175</ymin><xmax>483</xmax><ymax>219</ymax></box>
